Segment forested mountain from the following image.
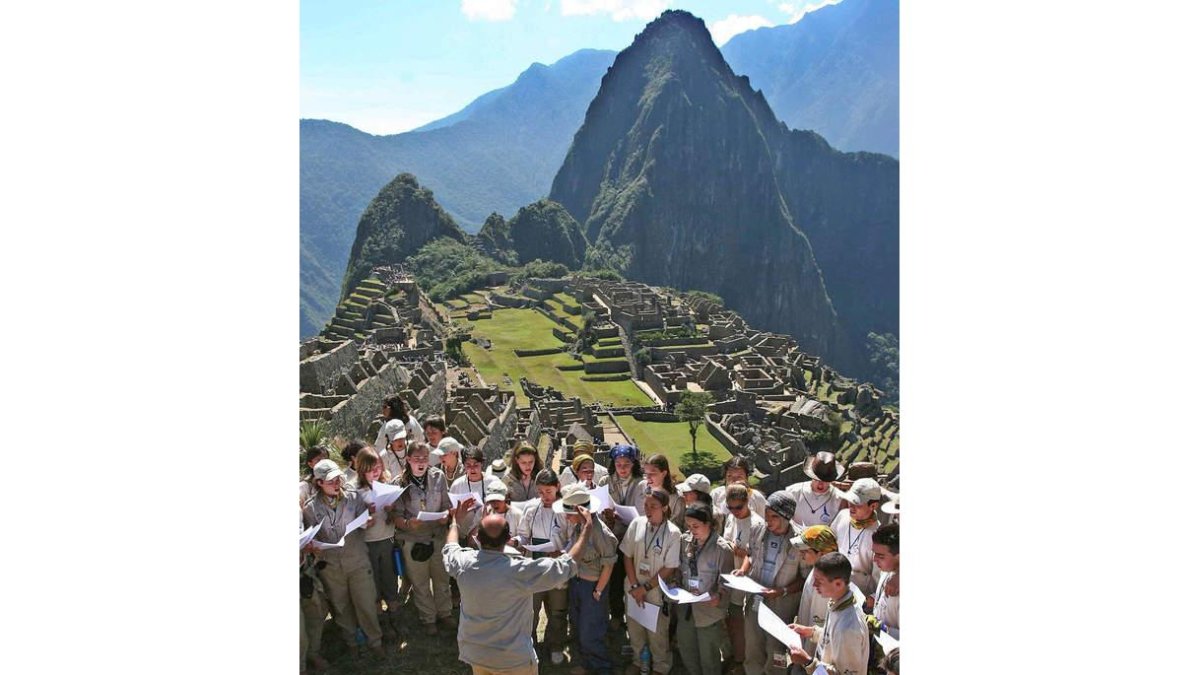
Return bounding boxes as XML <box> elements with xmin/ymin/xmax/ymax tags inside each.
<box><xmin>549</xmin><ymin>10</ymin><xmax>897</xmax><ymax>376</ymax></box>
<box><xmin>300</xmin><ymin>49</ymin><xmax>616</xmax><ymax>336</ymax></box>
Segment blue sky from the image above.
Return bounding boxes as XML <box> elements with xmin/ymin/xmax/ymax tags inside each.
<box><xmin>301</xmin><ymin>0</ymin><xmax>841</xmax><ymax>134</ymax></box>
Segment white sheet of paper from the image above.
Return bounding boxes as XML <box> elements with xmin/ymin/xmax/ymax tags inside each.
<box><xmin>658</xmin><ymin>576</ymin><xmax>711</xmax><ymax>604</ymax></box>
<box><xmin>344</xmin><ymin>508</ymin><xmax>371</xmax><ymax>536</ymax></box>
<box><xmin>503</xmin><ymin>546</ymin><xmax>522</xmax><ymax>555</ymax></box>
<box><xmin>369</xmin><ymin>481</ymin><xmax>406</xmax><ymax>510</ymax></box>
<box><xmin>449</xmin><ymin>492</ymin><xmax>478</xmax><ymax>508</ymax></box>
<box><xmin>298</xmin><ymin>521</ymin><xmax>322</xmax><ymax>550</ymax></box>
<box><xmin>756</xmin><ymin>602</ymin><xmax>803</xmax><ymax>651</ymax></box>
<box><xmin>589</xmin><ymin>486</ymin><xmax>614</xmax><ymax>512</ymax></box>
<box><xmin>721</xmin><ymin>573</ymin><xmax>769</xmax><ymax>594</ymax></box>
<box><xmin>416</xmin><ymin>510</ymin><xmax>448</xmax><ymax>521</ymax></box>
<box><xmin>875</xmin><ymin>631</ymin><xmax>899</xmax><ymax>653</ymax></box>
<box><xmin>523</xmin><ymin>541</ymin><xmax>558</xmax><ymax>553</ymax></box>
<box><xmin>625</xmin><ymin>593</ymin><xmax>660</xmax><ymax>632</ymax></box>
<box><xmin>813</xmin><ymin>666</ymin><xmax>829</xmax><ymax>675</ymax></box>
<box><xmin>613</xmin><ymin>504</ymin><xmax>639</xmax><ymax>524</ymax></box>
<box><xmin>310</xmin><ymin>537</ymin><xmax>345</xmax><ymax>551</ymax></box>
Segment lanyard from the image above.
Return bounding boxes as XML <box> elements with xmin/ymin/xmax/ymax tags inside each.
<box><xmin>534</xmin><ymin>504</ymin><xmax>555</xmax><ymax>539</ymax></box>
<box><xmin>686</xmin><ymin>532</ymin><xmax>715</xmax><ymax>578</ymax></box>
<box><xmin>801</xmin><ymin>488</ymin><xmax>834</xmax><ymax>514</ymax></box>
<box><xmin>614</xmin><ymin>477</ymin><xmax>633</xmax><ymax>505</ymax></box>
<box><xmin>642</xmin><ymin>520</ymin><xmax>666</xmax><ymax>559</ymax></box>
<box><xmin>845</xmin><ymin>521</ymin><xmax>869</xmax><ymax>552</ymax></box>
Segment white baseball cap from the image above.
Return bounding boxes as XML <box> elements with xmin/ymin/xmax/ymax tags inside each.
<box><xmin>677</xmin><ymin>474</ymin><xmax>712</xmax><ymax>495</ymax></box>
<box><xmin>834</xmin><ymin>478</ymin><xmax>882</xmax><ymax>505</ymax></box>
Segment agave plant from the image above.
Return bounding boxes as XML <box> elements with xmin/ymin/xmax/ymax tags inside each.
<box><xmin>299</xmin><ymin>419</ymin><xmax>329</xmax><ymax>450</ymax></box>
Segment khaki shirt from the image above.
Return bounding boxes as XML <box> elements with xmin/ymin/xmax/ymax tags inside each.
<box><xmin>619</xmin><ymin>516</ymin><xmax>682</xmax><ymax>607</ymax></box>
<box><xmin>393</xmin><ymin>468</ymin><xmax>450</xmax><ymax>543</ymax></box>
<box><xmin>302</xmin><ymin>489</ymin><xmax>370</xmax><ymax>568</ymax></box>
<box><xmin>503</xmin><ymin>472</ymin><xmax>538</xmax><ymax>502</ymax></box>
<box><xmin>746</xmin><ymin>522</ymin><xmax>804</xmax><ymax>620</ymax></box>
<box><xmin>676</xmin><ymin>532</ymin><xmax>735</xmax><ymax>627</ymax></box>
<box><xmin>554</xmin><ymin>518</ymin><xmax>619</xmax><ymax>580</ymax></box>
<box><xmin>515</xmin><ymin>501</ymin><xmax>567</xmax><ymax>550</ymax></box>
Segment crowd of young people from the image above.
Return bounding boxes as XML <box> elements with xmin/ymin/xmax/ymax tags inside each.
<box><xmin>299</xmin><ymin>399</ymin><xmax>900</xmax><ymax>675</ymax></box>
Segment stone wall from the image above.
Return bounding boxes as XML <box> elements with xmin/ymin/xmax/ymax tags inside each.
<box><xmin>299</xmin><ymin>340</ymin><xmax>359</xmax><ymax>394</ymax></box>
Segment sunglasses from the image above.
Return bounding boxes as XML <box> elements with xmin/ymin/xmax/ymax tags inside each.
<box><xmin>727</xmin><ymin>502</ymin><xmax>748</xmax><ymax>511</ymax></box>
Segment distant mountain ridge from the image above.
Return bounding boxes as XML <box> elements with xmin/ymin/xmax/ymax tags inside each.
<box><xmin>722</xmin><ymin>0</ymin><xmax>898</xmax><ymax>156</ymax></box>
<box><xmin>299</xmin><ymin>49</ymin><xmax>617</xmax><ymax>337</ymax></box>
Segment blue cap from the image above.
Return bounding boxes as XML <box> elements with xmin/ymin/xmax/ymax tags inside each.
<box><xmin>610</xmin><ymin>444</ymin><xmax>638</xmax><ymax>460</ymax></box>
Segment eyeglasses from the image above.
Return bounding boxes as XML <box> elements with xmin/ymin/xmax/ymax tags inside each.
<box><xmin>727</xmin><ymin>502</ymin><xmax>748</xmax><ymax>511</ymax></box>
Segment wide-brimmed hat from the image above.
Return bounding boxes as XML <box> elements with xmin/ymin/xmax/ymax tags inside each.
<box><xmin>555</xmin><ymin>483</ymin><xmax>593</xmax><ymax>511</ymax></box>
<box><xmin>834</xmin><ymin>478</ymin><xmax>882</xmax><ymax>506</ymax></box>
<box><xmin>804</xmin><ymin>452</ymin><xmax>845</xmax><ymax>483</ymax></box>
<box><xmin>880</xmin><ymin>487</ymin><xmax>900</xmax><ymax>515</ymax></box>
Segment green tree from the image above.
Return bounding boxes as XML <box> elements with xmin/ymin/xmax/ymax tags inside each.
<box><xmin>676</xmin><ymin>391</ymin><xmax>714</xmax><ymax>463</ymax></box>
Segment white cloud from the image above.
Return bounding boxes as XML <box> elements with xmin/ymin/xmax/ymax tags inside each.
<box><xmin>710</xmin><ymin>14</ymin><xmax>775</xmax><ymax>46</ymax></box>
<box><xmin>776</xmin><ymin>0</ymin><xmax>842</xmax><ymax>24</ymax></box>
<box><xmin>560</xmin><ymin>0</ymin><xmax>668</xmax><ymax>22</ymax></box>
<box><xmin>461</xmin><ymin>0</ymin><xmax>518</xmax><ymax>22</ymax></box>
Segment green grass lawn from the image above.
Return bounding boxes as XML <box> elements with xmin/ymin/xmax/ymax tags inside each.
<box><xmin>463</xmin><ymin>309</ymin><xmax>651</xmax><ymax>408</ymax></box>
<box><xmin>614</xmin><ymin>414</ymin><xmax>731</xmax><ymax>476</ymax></box>
<box><xmin>553</xmin><ymin>292</ymin><xmax>580</xmax><ymax>309</ymax></box>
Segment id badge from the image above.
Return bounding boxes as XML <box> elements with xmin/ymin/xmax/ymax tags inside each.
<box><xmin>771</xmin><ymin>651</ymin><xmax>789</xmax><ymax>669</ymax></box>
<box><xmin>687</xmin><ymin>578</ymin><xmax>700</xmax><ymax>593</ymax></box>
<box><xmin>638</xmin><ymin>561</ymin><xmax>652</xmax><ymax>576</ymax></box>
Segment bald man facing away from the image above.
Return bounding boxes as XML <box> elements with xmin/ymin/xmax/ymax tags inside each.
<box><xmin>443</xmin><ymin>501</ymin><xmax>591</xmax><ymax>675</ymax></box>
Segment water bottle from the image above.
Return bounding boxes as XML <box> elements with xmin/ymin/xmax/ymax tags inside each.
<box><xmin>639</xmin><ymin>645</ymin><xmax>650</xmax><ymax>675</ymax></box>
<box><xmin>393</xmin><ymin>546</ymin><xmax>405</xmax><ymax>576</ymax></box>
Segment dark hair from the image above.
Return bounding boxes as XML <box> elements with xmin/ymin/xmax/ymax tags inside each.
<box><xmin>509</xmin><ymin>442</ymin><xmax>544</xmax><ymax>478</ymax></box>
<box><xmin>478</xmin><ymin>521</ymin><xmax>510</xmax><ymax>550</ymax></box>
<box><xmin>342</xmin><ymin>439</ymin><xmax>368</xmax><ymax>464</ymax></box>
<box><xmin>423</xmin><ymin>416</ymin><xmax>446</xmax><ymax>433</ymax></box>
<box><xmin>462</xmin><ymin>447</ymin><xmax>486</xmax><ymax>466</ymax></box>
<box><xmin>302</xmin><ymin>446</ymin><xmax>328</xmax><ymax>478</ymax></box>
<box><xmin>607</xmin><ymin>448</ymin><xmax>643</xmax><ymax>478</ymax></box>
<box><xmin>693</xmin><ymin>491</ymin><xmax>714</xmax><ymax>508</ymax></box>
<box><xmin>722</xmin><ymin>455</ymin><xmax>753</xmax><ymax>481</ymax></box>
<box><xmin>874</xmin><ymin>523</ymin><xmax>899</xmax><ymax>555</ymax></box>
<box><xmin>535</xmin><ymin>468</ymin><xmax>560</xmax><ymax>486</ymax></box>
<box><xmin>814</xmin><ymin>552</ymin><xmax>852</xmax><ymax>584</ymax></box>
<box><xmin>382</xmin><ymin>395</ymin><xmax>407</xmax><ymax>421</ymax></box>
<box><xmin>644</xmin><ymin>454</ymin><xmax>676</xmax><ymax>493</ymax></box>
<box><xmin>883</xmin><ymin>646</ymin><xmax>899</xmax><ymax>674</ymax></box>
<box><xmin>684</xmin><ymin>503</ymin><xmax>713</xmax><ymax>524</ymax></box>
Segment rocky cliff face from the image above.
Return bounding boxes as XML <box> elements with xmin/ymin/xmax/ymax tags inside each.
<box><xmin>550</xmin><ymin>10</ymin><xmax>897</xmax><ymax>373</ymax></box>
<box><xmin>341</xmin><ymin>173</ymin><xmax>466</xmax><ymax>297</ymax></box>
<box><xmin>478</xmin><ymin>199</ymin><xmax>587</xmax><ymax>268</ymax></box>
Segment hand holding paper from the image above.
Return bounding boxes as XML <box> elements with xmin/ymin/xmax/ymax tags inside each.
<box><xmin>523</xmin><ymin>541</ymin><xmax>558</xmax><ymax>553</ymax></box>
<box><xmin>756</xmin><ymin>603</ymin><xmax>802</xmax><ymax>651</ymax></box>
<box><xmin>417</xmin><ymin>510</ymin><xmax>449</xmax><ymax>521</ymax></box>
<box><xmin>658</xmin><ymin>576</ymin><xmax>711</xmax><ymax>604</ymax></box>
<box><xmin>448</xmin><ymin>492</ymin><xmax>478</xmax><ymax>509</ymax></box>
<box><xmin>722</xmin><ymin>573</ymin><xmax>769</xmax><ymax>594</ymax></box>
<box><xmin>299</xmin><ymin>521</ymin><xmax>322</xmax><ymax>550</ymax></box>
<box><xmin>370</xmin><ymin>481</ymin><xmax>406</xmax><ymax>510</ymax></box>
